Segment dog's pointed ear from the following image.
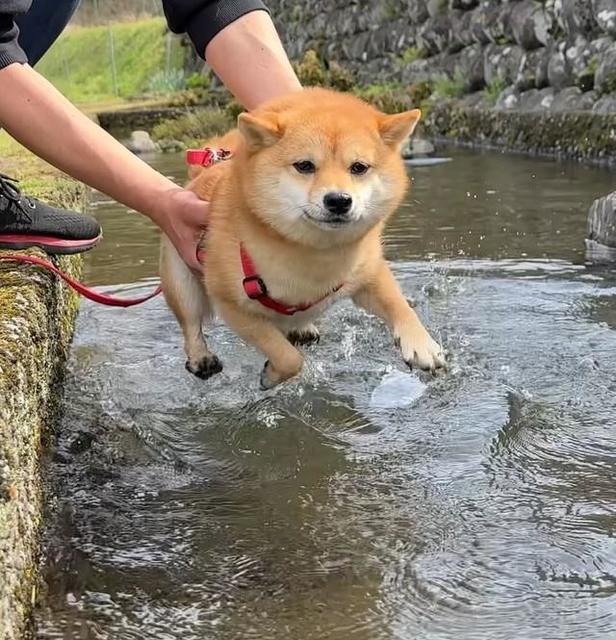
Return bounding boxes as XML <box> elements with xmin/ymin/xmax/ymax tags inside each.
<box><xmin>238</xmin><ymin>112</ymin><xmax>282</xmax><ymax>150</ymax></box>
<box><xmin>379</xmin><ymin>109</ymin><xmax>421</xmax><ymax>147</ymax></box>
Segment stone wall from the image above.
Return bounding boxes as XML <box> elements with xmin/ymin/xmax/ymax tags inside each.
<box><xmin>0</xmin><ymin>183</ymin><xmax>83</xmax><ymax>639</ymax></box>
<box><xmin>266</xmin><ymin>0</ymin><xmax>616</xmax><ymax>114</ymax></box>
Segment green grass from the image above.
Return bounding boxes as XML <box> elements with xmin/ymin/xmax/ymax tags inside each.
<box><xmin>433</xmin><ymin>75</ymin><xmax>466</xmax><ymax>99</ymax></box>
<box><xmin>0</xmin><ymin>132</ymin><xmax>83</xmax><ymax>219</ymax></box>
<box><xmin>353</xmin><ymin>82</ymin><xmax>403</xmax><ymax>99</ymax></box>
<box><xmin>292</xmin><ymin>50</ymin><xmax>356</xmax><ymax>91</ymax></box>
<box><xmin>0</xmin><ymin>132</ymin><xmax>57</xmax><ymax>182</ymax></box>
<box><xmin>384</xmin><ymin>0</ymin><xmax>403</xmax><ymax>19</ymax></box>
<box><xmin>36</xmin><ymin>18</ymin><xmax>185</xmax><ymax>104</ymax></box>
<box><xmin>397</xmin><ymin>47</ymin><xmax>427</xmax><ymax>66</ymax></box>
<box><xmin>485</xmin><ymin>79</ymin><xmax>506</xmax><ymax>106</ymax></box>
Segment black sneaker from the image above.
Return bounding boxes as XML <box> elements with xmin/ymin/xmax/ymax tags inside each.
<box><xmin>0</xmin><ymin>173</ymin><xmax>102</xmax><ymax>254</ymax></box>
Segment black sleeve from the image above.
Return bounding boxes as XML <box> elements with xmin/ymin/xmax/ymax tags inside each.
<box><xmin>0</xmin><ymin>2</ymin><xmax>32</xmax><ymax>69</ymax></box>
<box><xmin>161</xmin><ymin>0</ymin><xmax>269</xmax><ymax>60</ymax></box>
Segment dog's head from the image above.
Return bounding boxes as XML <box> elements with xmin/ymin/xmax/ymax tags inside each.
<box><xmin>235</xmin><ymin>88</ymin><xmax>419</xmax><ymax>248</ymax></box>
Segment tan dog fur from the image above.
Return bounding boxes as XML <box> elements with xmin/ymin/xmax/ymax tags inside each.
<box><xmin>160</xmin><ymin>88</ymin><xmax>445</xmax><ymax>388</ymax></box>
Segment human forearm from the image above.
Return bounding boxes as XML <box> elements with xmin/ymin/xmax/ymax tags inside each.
<box><xmin>205</xmin><ymin>10</ymin><xmax>301</xmax><ymax>110</ymax></box>
<box><xmin>0</xmin><ymin>62</ymin><xmax>207</xmax><ymax>270</ymax></box>
<box><xmin>0</xmin><ymin>62</ymin><xmax>178</xmax><ymax>223</ymax></box>
<box><xmin>161</xmin><ymin>0</ymin><xmax>299</xmax><ymax>109</ymax></box>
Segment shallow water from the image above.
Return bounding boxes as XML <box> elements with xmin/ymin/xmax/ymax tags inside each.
<box><xmin>36</xmin><ymin>149</ymin><xmax>616</xmax><ymax>639</ymax></box>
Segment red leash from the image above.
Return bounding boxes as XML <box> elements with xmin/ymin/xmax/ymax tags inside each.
<box><xmin>0</xmin><ymin>147</ymin><xmax>229</xmax><ymax>309</ymax></box>
<box><xmin>0</xmin><ymin>254</ymin><xmax>162</xmax><ymax>308</ymax></box>
<box><xmin>239</xmin><ymin>244</ymin><xmax>342</xmax><ymax>316</ymax></box>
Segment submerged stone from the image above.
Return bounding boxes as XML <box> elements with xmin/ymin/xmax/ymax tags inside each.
<box><xmin>588</xmin><ymin>191</ymin><xmax>616</xmax><ymax>249</ymax></box>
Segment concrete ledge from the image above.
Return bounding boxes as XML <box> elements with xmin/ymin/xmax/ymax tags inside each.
<box><xmin>0</xmin><ymin>186</ymin><xmax>83</xmax><ymax>639</ymax></box>
<box><xmin>424</xmin><ymin>103</ymin><xmax>616</xmax><ymax>164</ymax></box>
<box><xmin>97</xmin><ymin>107</ymin><xmax>197</xmax><ymax>135</ymax></box>
<box><xmin>95</xmin><ymin>89</ymin><xmax>232</xmax><ymax>134</ymax></box>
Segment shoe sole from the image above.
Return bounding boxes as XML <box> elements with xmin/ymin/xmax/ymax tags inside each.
<box><xmin>0</xmin><ymin>233</ymin><xmax>102</xmax><ymax>255</ymax></box>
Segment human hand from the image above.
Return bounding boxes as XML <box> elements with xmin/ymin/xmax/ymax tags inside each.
<box><xmin>155</xmin><ymin>187</ymin><xmax>208</xmax><ymax>272</ymax></box>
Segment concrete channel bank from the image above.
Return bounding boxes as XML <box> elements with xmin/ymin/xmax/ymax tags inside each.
<box><xmin>0</xmin><ymin>144</ymin><xmax>84</xmax><ymax>639</ymax></box>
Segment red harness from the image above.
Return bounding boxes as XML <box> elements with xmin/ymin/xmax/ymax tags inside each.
<box><xmin>0</xmin><ymin>148</ymin><xmax>341</xmax><ymax>314</ymax></box>
<box><xmin>239</xmin><ymin>245</ymin><xmax>342</xmax><ymax>316</ymax></box>
<box><xmin>186</xmin><ymin>147</ymin><xmax>232</xmax><ymax>167</ymax></box>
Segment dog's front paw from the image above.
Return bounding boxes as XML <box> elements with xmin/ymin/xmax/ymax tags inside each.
<box><xmin>260</xmin><ymin>361</ymin><xmax>278</xmax><ymax>390</ymax></box>
<box><xmin>259</xmin><ymin>352</ymin><xmax>304</xmax><ymax>389</ymax></box>
<box><xmin>396</xmin><ymin>329</ymin><xmax>446</xmax><ymax>374</ymax></box>
<box><xmin>186</xmin><ymin>354</ymin><xmax>223</xmax><ymax>380</ymax></box>
<box><xmin>287</xmin><ymin>324</ymin><xmax>320</xmax><ymax>346</ymax></box>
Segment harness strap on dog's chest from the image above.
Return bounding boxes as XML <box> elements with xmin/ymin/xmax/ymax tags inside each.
<box><xmin>239</xmin><ymin>244</ymin><xmax>342</xmax><ymax>316</ymax></box>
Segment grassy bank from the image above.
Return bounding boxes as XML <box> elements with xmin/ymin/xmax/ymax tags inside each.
<box><xmin>0</xmin><ymin>135</ymin><xmax>78</xmax><ymax>197</ymax></box>
<box><xmin>36</xmin><ymin>17</ymin><xmax>185</xmax><ymax>105</ymax></box>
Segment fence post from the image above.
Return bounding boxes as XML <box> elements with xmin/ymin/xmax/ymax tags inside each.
<box><xmin>61</xmin><ymin>38</ymin><xmax>69</xmax><ymax>80</ymax></box>
<box><xmin>165</xmin><ymin>31</ymin><xmax>172</xmax><ymax>76</ymax></box>
<box><xmin>108</xmin><ymin>25</ymin><xmax>119</xmax><ymax>97</ymax></box>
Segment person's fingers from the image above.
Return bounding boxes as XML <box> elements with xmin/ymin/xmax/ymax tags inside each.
<box><xmin>184</xmin><ymin>244</ymin><xmax>203</xmax><ymax>273</ymax></box>
<box><xmin>160</xmin><ymin>188</ymin><xmax>208</xmax><ymax>272</ymax></box>
<box><xmin>173</xmin><ymin>231</ymin><xmax>203</xmax><ymax>273</ymax></box>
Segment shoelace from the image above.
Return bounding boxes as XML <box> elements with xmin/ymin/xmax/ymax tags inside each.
<box><xmin>0</xmin><ymin>173</ymin><xmax>35</xmax><ymax>223</ymax></box>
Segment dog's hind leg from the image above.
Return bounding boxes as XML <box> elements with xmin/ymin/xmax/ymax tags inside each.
<box><xmin>160</xmin><ymin>236</ymin><xmax>222</xmax><ymax>379</ymax></box>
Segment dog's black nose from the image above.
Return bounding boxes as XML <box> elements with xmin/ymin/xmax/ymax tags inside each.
<box><xmin>323</xmin><ymin>192</ymin><xmax>353</xmax><ymax>216</ymax></box>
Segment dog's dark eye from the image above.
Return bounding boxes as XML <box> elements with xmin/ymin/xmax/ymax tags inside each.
<box><xmin>350</xmin><ymin>162</ymin><xmax>370</xmax><ymax>176</ymax></box>
<box><xmin>293</xmin><ymin>160</ymin><xmax>316</xmax><ymax>174</ymax></box>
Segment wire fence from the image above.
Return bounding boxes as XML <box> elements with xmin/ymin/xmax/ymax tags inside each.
<box><xmin>73</xmin><ymin>0</ymin><xmax>163</xmax><ymax>26</ymax></box>
<box><xmin>37</xmin><ymin>18</ymin><xmax>188</xmax><ymax>101</ymax></box>
<box><xmin>34</xmin><ymin>0</ymin><xmax>205</xmax><ymax>101</ymax></box>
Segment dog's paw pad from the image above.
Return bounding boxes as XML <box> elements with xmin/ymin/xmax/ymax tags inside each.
<box><xmin>287</xmin><ymin>325</ymin><xmax>320</xmax><ymax>346</ymax></box>
<box><xmin>404</xmin><ymin>348</ymin><xmax>446</xmax><ymax>374</ymax></box>
<box><xmin>260</xmin><ymin>360</ymin><xmax>276</xmax><ymax>390</ymax></box>
<box><xmin>186</xmin><ymin>355</ymin><xmax>223</xmax><ymax>380</ymax></box>
<box><xmin>259</xmin><ymin>353</ymin><xmax>304</xmax><ymax>389</ymax></box>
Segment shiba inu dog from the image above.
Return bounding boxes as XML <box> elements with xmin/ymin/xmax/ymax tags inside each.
<box><xmin>160</xmin><ymin>87</ymin><xmax>446</xmax><ymax>389</ymax></box>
